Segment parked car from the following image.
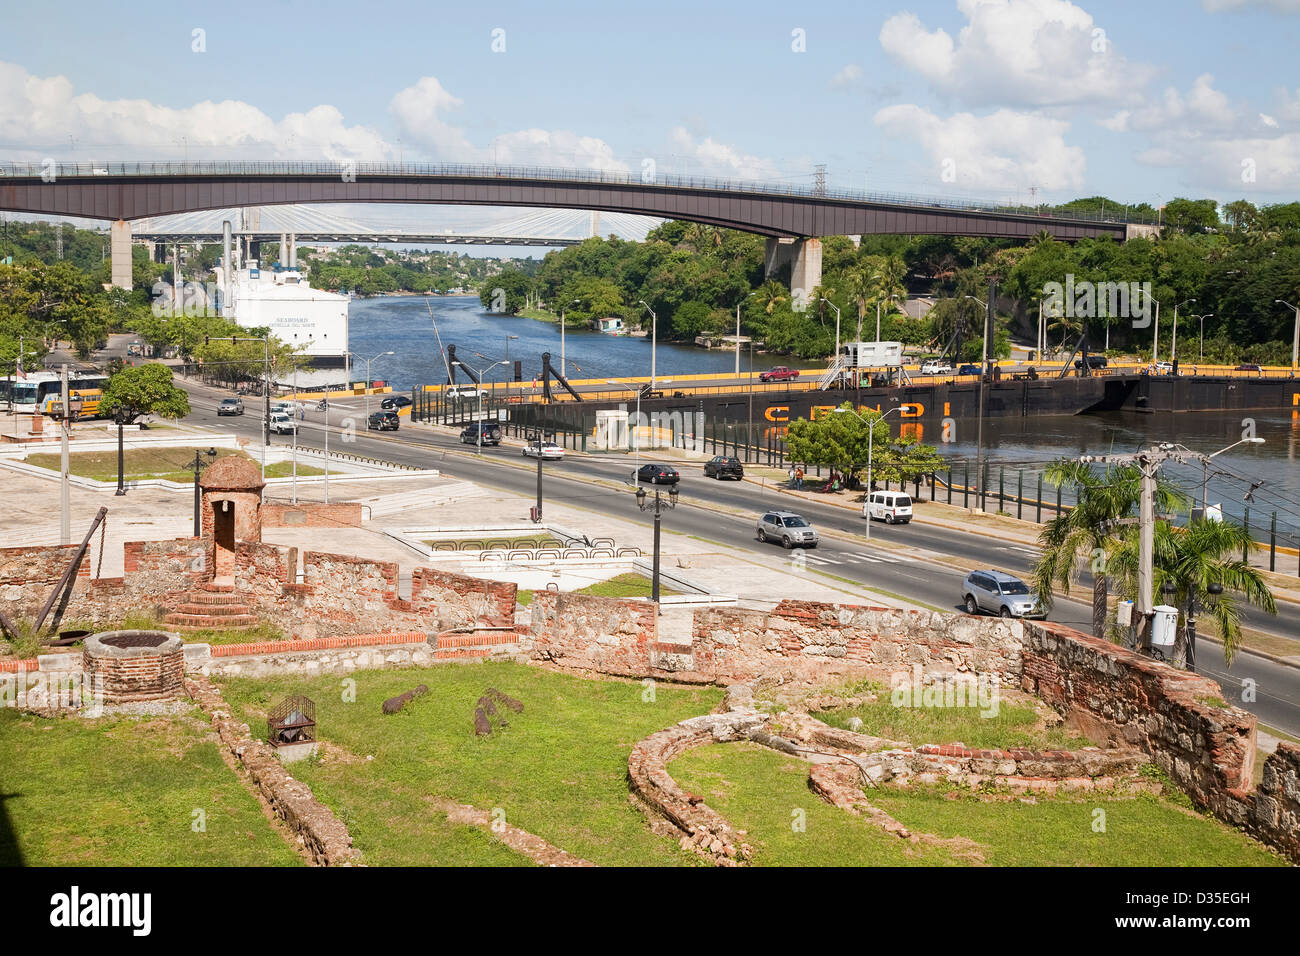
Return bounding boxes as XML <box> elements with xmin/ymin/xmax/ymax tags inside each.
<box><xmin>381</xmin><ymin>394</ymin><xmax>413</xmax><ymax>410</ymax></box>
<box><xmin>217</xmin><ymin>398</ymin><xmax>244</xmax><ymax>416</ymax></box>
<box><xmin>863</xmin><ymin>490</ymin><xmax>913</xmax><ymax>524</ymax></box>
<box><xmin>704</xmin><ymin>456</ymin><xmax>744</xmax><ymax>480</ymax></box>
<box><xmin>445</xmin><ymin>384</ymin><xmax>486</xmax><ymax>402</ymax></box>
<box><xmin>367</xmin><ymin>410</ymin><xmax>399</xmax><ymax>431</ymax></box>
<box><xmin>758</xmin><ymin>366</ymin><xmax>800</xmax><ymax>383</ymax></box>
<box><xmin>1234</xmin><ymin>363</ymin><xmax>1263</xmax><ymax>374</ymax></box>
<box><xmin>1153</xmin><ymin>361</ymin><xmax>1173</xmax><ymax>373</ymax></box>
<box><xmin>460</xmin><ymin>422</ymin><xmax>502</xmax><ymax>445</ymax></box>
<box><xmin>956</xmin><ymin>364</ymin><xmax>982</xmax><ymax>376</ymax></box>
<box><xmin>961</xmin><ymin>570</ymin><xmax>1045</xmax><ymax>619</ymax></box>
<box><xmin>756</xmin><ymin>511</ymin><xmax>819</xmax><ymax>549</ymax></box>
<box><xmin>636</xmin><ymin>463</ymin><xmax>680</xmax><ymax>485</ymax></box>
<box><xmin>919</xmin><ymin>360</ymin><xmax>953</xmax><ymax>375</ymax></box>
<box><xmin>1073</xmin><ymin>355</ymin><xmax>1109</xmax><ymax>369</ymax></box>
<box><xmin>522</xmin><ymin>440</ymin><xmax>564</xmax><ymax>460</ymax></box>
<box><xmin>267</xmin><ymin>412</ymin><xmax>297</xmax><ymax>435</ymax></box>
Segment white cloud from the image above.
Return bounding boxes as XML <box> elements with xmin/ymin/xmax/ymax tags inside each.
<box><xmin>388</xmin><ymin>76</ymin><xmax>478</xmax><ymax>159</ymax></box>
<box><xmin>668</xmin><ymin>127</ymin><xmax>780</xmax><ymax>180</ymax></box>
<box><xmin>1260</xmin><ymin>112</ymin><xmax>1279</xmax><ymax>127</ymax></box>
<box><xmin>830</xmin><ymin>64</ymin><xmax>863</xmax><ymax>88</ymax></box>
<box><xmin>873</xmin><ymin>103</ymin><xmax>1086</xmax><ymax>191</ymax></box>
<box><xmin>878</xmin><ymin>0</ymin><xmax>1152</xmax><ymax>107</ymax></box>
<box><xmin>0</xmin><ymin>60</ymin><xmax>391</xmax><ymax>162</ymax></box>
<box><xmin>487</xmin><ymin>128</ymin><xmax>628</xmax><ymax>171</ymax></box>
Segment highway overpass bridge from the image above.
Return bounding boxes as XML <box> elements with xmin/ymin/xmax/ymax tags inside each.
<box><xmin>0</xmin><ymin>161</ymin><xmax>1155</xmax><ymax>292</ymax></box>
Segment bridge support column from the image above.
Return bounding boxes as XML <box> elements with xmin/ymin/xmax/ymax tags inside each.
<box><xmin>110</xmin><ymin>220</ymin><xmax>133</xmax><ymax>291</ymax></box>
<box><xmin>789</xmin><ymin>237</ymin><xmax>822</xmax><ymax>309</ymax></box>
<box><xmin>763</xmin><ymin>237</ymin><xmax>795</xmax><ymax>278</ymax></box>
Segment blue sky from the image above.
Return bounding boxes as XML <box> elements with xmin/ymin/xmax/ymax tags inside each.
<box><xmin>2</xmin><ymin>0</ymin><xmax>1299</xmax><ymax>213</ymax></box>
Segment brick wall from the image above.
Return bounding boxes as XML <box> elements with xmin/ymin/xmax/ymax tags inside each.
<box><xmin>262</xmin><ymin>502</ymin><xmax>363</xmax><ymax>529</ymax></box>
<box><xmin>524</xmin><ymin>590</ymin><xmax>658</xmax><ymax>677</ymax></box>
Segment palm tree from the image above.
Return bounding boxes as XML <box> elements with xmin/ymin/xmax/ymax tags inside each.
<box><xmin>1106</xmin><ymin>519</ymin><xmax>1276</xmax><ymax>665</ymax></box>
<box><xmin>757</xmin><ymin>279</ymin><xmax>788</xmax><ymax>315</ymax></box>
<box><xmin>842</xmin><ymin>268</ymin><xmax>872</xmax><ymax>339</ymax></box>
<box><xmin>873</xmin><ymin>254</ymin><xmax>907</xmax><ymax>309</ymax></box>
<box><xmin>1032</xmin><ymin>460</ymin><xmax>1187</xmax><ymax>638</ymax></box>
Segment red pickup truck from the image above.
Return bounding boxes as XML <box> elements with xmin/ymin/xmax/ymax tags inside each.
<box><xmin>759</xmin><ymin>366</ymin><xmax>800</xmax><ymax>383</ymax></box>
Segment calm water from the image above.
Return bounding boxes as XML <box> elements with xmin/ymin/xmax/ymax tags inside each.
<box><xmin>348</xmin><ymin>297</ymin><xmax>1300</xmax><ymax>538</ymax></box>
<box><xmin>347</xmin><ymin>295</ymin><xmax>752</xmax><ymax>389</ymax></box>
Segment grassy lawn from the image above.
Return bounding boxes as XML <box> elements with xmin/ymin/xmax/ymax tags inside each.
<box><xmin>671</xmin><ymin>743</ymin><xmax>1284</xmax><ymax>867</ymax></box>
<box><xmin>217</xmin><ymin>661</ymin><xmax>722</xmax><ymax>866</ymax></box>
<box><xmin>0</xmin><ymin>709</ymin><xmax>301</xmax><ymax>866</ymax></box>
<box><xmin>517</xmin><ymin>572</ymin><xmax>679</xmax><ymax>607</ymax></box>
<box><xmin>26</xmin><ymin>447</ymin><xmax>330</xmax><ymax>483</ymax></box>
<box><xmin>809</xmin><ymin>680</ymin><xmax>1092</xmax><ymax>750</ymax></box>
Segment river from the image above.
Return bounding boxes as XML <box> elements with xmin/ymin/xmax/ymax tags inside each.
<box><xmin>347</xmin><ymin>296</ymin><xmax>1300</xmax><ymax>542</ymax></box>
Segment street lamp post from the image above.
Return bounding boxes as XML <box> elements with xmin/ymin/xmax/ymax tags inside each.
<box><xmin>190</xmin><ymin>447</ymin><xmax>217</xmax><ymax>536</ymax></box>
<box><xmin>635</xmin><ymin>484</ymin><xmax>678</xmax><ymax>605</ymax></box>
<box><xmin>505</xmin><ymin>334</ymin><xmax>519</xmax><ymax>401</ymax></box>
<box><xmin>1172</xmin><ymin>299</ymin><xmax>1196</xmax><ymax>364</ymax></box>
<box><xmin>639</xmin><ymin>299</ymin><xmax>657</xmax><ymax>388</ymax></box>
<box><xmin>1135</xmin><ymin>289</ymin><xmax>1161</xmax><ymax>365</ymax></box>
<box><xmin>1200</xmin><ymin>436</ymin><xmax>1265</xmax><ymax>514</ymax></box>
<box><xmin>1275</xmin><ymin>300</ymin><xmax>1300</xmax><ymax>370</ymax></box>
<box><xmin>835</xmin><ymin>404</ymin><xmax>902</xmax><ymax>541</ymax></box>
<box><xmin>735</xmin><ymin>291</ymin><xmax>757</xmax><ymax>376</ymax></box>
<box><xmin>356</xmin><ymin>350</ymin><xmax>394</xmax><ymax>419</ymax></box>
<box><xmin>559</xmin><ymin>299</ymin><xmax>580</xmax><ymax>377</ymax></box>
<box><xmin>1193</xmin><ymin>313</ymin><xmax>1214</xmax><ymax>363</ymax></box>
<box><xmin>454</xmin><ymin>359</ymin><xmax>508</xmax><ymax>455</ymax></box>
<box><xmin>209</xmin><ymin>334</ymin><xmax>269</xmax><ymax>479</ymax></box>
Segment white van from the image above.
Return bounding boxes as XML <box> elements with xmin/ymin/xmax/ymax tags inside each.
<box><xmin>864</xmin><ymin>490</ymin><xmax>913</xmax><ymax>524</ymax></box>
<box><xmin>445</xmin><ymin>384</ymin><xmax>486</xmax><ymax>402</ymax></box>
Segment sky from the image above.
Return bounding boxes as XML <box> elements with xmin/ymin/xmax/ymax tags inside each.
<box><xmin>2</xmin><ymin>0</ymin><xmax>1299</xmax><ymax>223</ymax></box>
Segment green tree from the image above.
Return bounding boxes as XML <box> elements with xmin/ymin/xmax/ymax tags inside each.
<box><xmin>1032</xmin><ymin>460</ymin><xmax>1188</xmax><ymax>638</ymax></box>
<box><xmin>1107</xmin><ymin>519</ymin><xmax>1276</xmax><ymax>665</ymax></box>
<box><xmin>99</xmin><ymin>363</ymin><xmax>190</xmax><ymax>424</ymax></box>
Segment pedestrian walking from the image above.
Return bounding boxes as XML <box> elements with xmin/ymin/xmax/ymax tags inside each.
<box><xmin>794</xmin><ymin>466</ymin><xmax>804</xmax><ymax>490</ymax></box>
<box><xmin>787</xmin><ymin>464</ymin><xmax>796</xmax><ymax>488</ymax></box>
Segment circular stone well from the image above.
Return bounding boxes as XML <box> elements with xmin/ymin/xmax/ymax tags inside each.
<box><xmin>82</xmin><ymin>630</ymin><xmax>185</xmax><ymax>703</ymax></box>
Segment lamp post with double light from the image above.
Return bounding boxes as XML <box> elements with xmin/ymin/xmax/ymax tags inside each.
<box><xmin>639</xmin><ymin>299</ymin><xmax>657</xmax><ymax>388</ymax></box>
<box><xmin>635</xmin><ymin>483</ymin><xmax>678</xmax><ymax>605</ymax></box>
<box><xmin>453</xmin><ymin>359</ymin><xmax>508</xmax><ymax>455</ymax></box>
<box><xmin>1275</xmin><ymin>300</ymin><xmax>1300</xmax><ymax>370</ymax></box>
<box><xmin>834</xmin><ymin>402</ymin><xmax>903</xmax><ymax>541</ymax></box>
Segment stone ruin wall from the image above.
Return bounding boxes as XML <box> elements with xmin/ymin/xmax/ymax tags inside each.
<box><xmin>2</xmin><ymin>537</ymin><xmax>1295</xmax><ymax>863</ymax></box>
<box><xmin>526</xmin><ymin>590</ymin><xmax>1298</xmax><ymax>865</ymax></box>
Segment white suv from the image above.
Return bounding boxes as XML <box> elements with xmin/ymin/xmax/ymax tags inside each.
<box><xmin>267</xmin><ymin>412</ymin><xmax>297</xmax><ymax>435</ymax></box>
<box><xmin>445</xmin><ymin>384</ymin><xmax>486</xmax><ymax>402</ymax></box>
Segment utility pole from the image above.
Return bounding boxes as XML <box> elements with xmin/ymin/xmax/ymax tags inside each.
<box><xmin>974</xmin><ymin>279</ymin><xmax>996</xmax><ymax>511</ymax></box>
<box><xmin>60</xmin><ymin>364</ymin><xmax>70</xmax><ymax>542</ymax></box>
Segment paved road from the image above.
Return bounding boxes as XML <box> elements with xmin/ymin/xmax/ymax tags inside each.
<box><xmin>179</xmin><ymin>378</ymin><xmax>1300</xmax><ymax>737</ymax></box>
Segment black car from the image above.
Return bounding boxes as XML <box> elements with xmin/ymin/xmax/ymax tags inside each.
<box><xmin>1074</xmin><ymin>355</ymin><xmax>1108</xmax><ymax>369</ymax></box>
<box><xmin>367</xmin><ymin>411</ymin><xmax>399</xmax><ymax>431</ymax></box>
<box><xmin>460</xmin><ymin>422</ymin><xmax>502</xmax><ymax>445</ymax></box>
<box><xmin>636</xmin><ymin>463</ymin><xmax>680</xmax><ymax>485</ymax></box>
<box><xmin>380</xmin><ymin>394</ymin><xmax>413</xmax><ymax>410</ymax></box>
<box><xmin>704</xmin><ymin>456</ymin><xmax>744</xmax><ymax>480</ymax></box>
<box><xmin>217</xmin><ymin>398</ymin><xmax>244</xmax><ymax>416</ymax></box>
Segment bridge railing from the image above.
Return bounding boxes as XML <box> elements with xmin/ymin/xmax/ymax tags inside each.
<box><xmin>0</xmin><ymin>160</ymin><xmax>1154</xmax><ymax>225</ymax></box>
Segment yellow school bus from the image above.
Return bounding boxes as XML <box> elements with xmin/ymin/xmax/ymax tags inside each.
<box><xmin>40</xmin><ymin>388</ymin><xmax>105</xmax><ymax>421</ymax></box>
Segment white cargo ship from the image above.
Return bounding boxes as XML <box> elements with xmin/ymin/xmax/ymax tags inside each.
<box><xmin>218</xmin><ymin>259</ymin><xmax>349</xmax><ymax>368</ymax></box>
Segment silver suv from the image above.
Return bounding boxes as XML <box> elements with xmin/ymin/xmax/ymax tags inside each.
<box><xmin>757</xmin><ymin>511</ymin><xmax>819</xmax><ymax>550</ymax></box>
<box><xmin>962</xmin><ymin>569</ymin><xmax>1044</xmax><ymax>619</ymax></box>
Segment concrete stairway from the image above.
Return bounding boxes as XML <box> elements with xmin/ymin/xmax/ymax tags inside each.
<box><xmin>163</xmin><ymin>584</ymin><xmax>258</xmax><ymax>632</ymax></box>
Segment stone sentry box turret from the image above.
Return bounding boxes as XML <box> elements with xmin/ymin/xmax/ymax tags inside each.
<box><xmin>198</xmin><ymin>456</ymin><xmax>265</xmax><ymax>584</ymax></box>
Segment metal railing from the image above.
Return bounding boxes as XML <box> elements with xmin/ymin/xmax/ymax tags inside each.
<box><xmin>0</xmin><ymin>160</ymin><xmax>1152</xmax><ymax>224</ymax></box>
